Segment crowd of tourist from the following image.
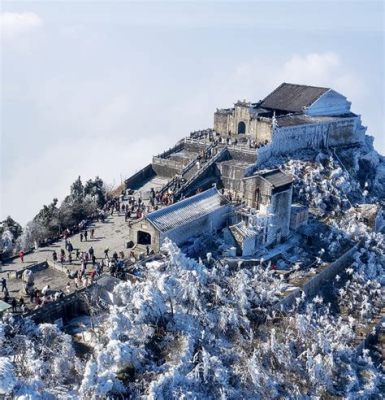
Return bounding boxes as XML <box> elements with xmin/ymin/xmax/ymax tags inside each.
<box><xmin>1</xmin><ymin>275</ymin><xmax>66</xmax><ymax>313</ymax></box>
<box><xmin>1</xmin><ymin>178</ymin><xmax>170</xmax><ymax>315</ymax></box>
<box><xmin>190</xmin><ymin>128</ymin><xmax>270</xmax><ymax>150</ymax></box>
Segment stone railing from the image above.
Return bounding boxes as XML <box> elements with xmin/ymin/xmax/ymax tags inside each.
<box><xmin>152</xmin><ymin>156</ymin><xmax>185</xmax><ymax>171</ymax></box>
<box><xmin>24</xmin><ymin>285</ymin><xmax>91</xmax><ymax>324</ymax></box>
<box><xmin>189</xmin><ymin>129</ymin><xmax>214</xmax><ymax>140</ymax></box>
<box><xmin>11</xmin><ymin>261</ymin><xmax>48</xmax><ymax>279</ymax></box>
<box><xmin>154</xmin><ymin>142</ymin><xmax>184</xmax><ymax>159</ymax></box>
<box><xmin>159</xmin><ymin>142</ymin><xmax>218</xmax><ymax>196</ymax></box>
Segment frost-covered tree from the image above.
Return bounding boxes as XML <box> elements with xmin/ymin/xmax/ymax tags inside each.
<box><xmin>74</xmin><ymin>236</ymin><xmax>384</xmax><ymax>399</ymax></box>
<box><xmin>59</xmin><ymin>195</ymin><xmax>97</xmax><ymax>228</ymax></box>
<box><xmin>0</xmin><ymin>216</ymin><xmax>22</xmax><ymax>240</ymax></box>
<box><xmin>0</xmin><ymin>316</ymin><xmax>82</xmax><ymax>398</ymax></box>
<box><xmin>0</xmin><ymin>356</ymin><xmax>16</xmax><ymax>395</ymax></box>
<box><xmin>84</xmin><ymin>176</ymin><xmax>107</xmax><ymax>208</ymax></box>
<box><xmin>16</xmin><ymin>220</ymin><xmax>49</xmax><ymax>251</ymax></box>
<box><xmin>0</xmin><ymin>230</ymin><xmax>15</xmax><ymax>256</ymax></box>
<box><xmin>33</xmin><ymin>198</ymin><xmax>61</xmax><ymax>238</ymax></box>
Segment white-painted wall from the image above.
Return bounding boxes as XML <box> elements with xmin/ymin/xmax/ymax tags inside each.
<box><xmin>242</xmin><ymin>235</ymin><xmax>258</xmax><ymax>256</ymax></box>
<box><xmin>306</xmin><ymin>90</ymin><xmax>351</xmax><ymax>116</ymax></box>
<box><xmin>160</xmin><ymin>204</ymin><xmax>232</xmax><ymax>246</ymax></box>
<box><xmin>266</xmin><ymin>188</ymin><xmax>292</xmax><ymax>246</ymax></box>
<box><xmin>256</xmin><ymin>116</ymin><xmax>366</xmax><ymax>166</ymax></box>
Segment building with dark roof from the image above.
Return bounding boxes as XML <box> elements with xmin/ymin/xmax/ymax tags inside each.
<box><xmin>129</xmin><ymin>188</ymin><xmax>232</xmax><ymax>252</ymax></box>
<box><xmin>221</xmin><ymin>168</ymin><xmax>294</xmax><ymax>255</ymax></box>
<box><xmin>259</xmin><ymin>83</ymin><xmax>330</xmax><ymax>113</ymax></box>
<box><xmin>237</xmin><ymin>169</ymin><xmax>294</xmax><ymax>248</ymax></box>
<box><xmin>213</xmin><ymin>82</ymin><xmax>366</xmax><ymax>161</ymax></box>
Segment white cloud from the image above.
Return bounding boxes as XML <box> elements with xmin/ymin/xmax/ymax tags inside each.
<box><xmin>2</xmin><ymin>135</ymin><xmax>161</xmax><ymax>225</ymax></box>
<box><xmin>0</xmin><ymin>12</ymin><xmax>42</xmax><ymax>38</ymax></box>
<box><xmin>281</xmin><ymin>52</ymin><xmax>341</xmax><ymax>83</ymax></box>
<box><xmin>280</xmin><ymin>52</ymin><xmax>366</xmax><ymax>99</ymax></box>
<box><xmin>214</xmin><ymin>52</ymin><xmax>366</xmax><ymax>113</ymax></box>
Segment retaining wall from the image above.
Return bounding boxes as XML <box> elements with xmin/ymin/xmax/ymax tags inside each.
<box><xmin>302</xmin><ymin>243</ymin><xmax>359</xmax><ymax>298</ymax></box>
<box><xmin>25</xmin><ymin>287</ymin><xmax>91</xmax><ymax>324</ymax></box>
<box><xmin>274</xmin><ymin>242</ymin><xmax>361</xmax><ymax>311</ymax></box>
<box><xmin>125</xmin><ymin>164</ymin><xmax>156</xmax><ymax>190</ymax></box>
<box><xmin>13</xmin><ymin>261</ymin><xmax>48</xmax><ymax>279</ymax></box>
<box><xmin>155</xmin><ymin>142</ymin><xmax>184</xmax><ymax>159</ymax></box>
<box><xmin>46</xmin><ymin>260</ymin><xmax>68</xmax><ymax>274</ymax></box>
<box><xmin>152</xmin><ymin>157</ymin><xmax>184</xmax><ymax>178</ymax></box>
<box><xmin>184</xmin><ymin>141</ymin><xmax>208</xmax><ymax>154</ymax></box>
<box><xmin>228</xmin><ymin>147</ymin><xmax>256</xmax><ymax>164</ymax></box>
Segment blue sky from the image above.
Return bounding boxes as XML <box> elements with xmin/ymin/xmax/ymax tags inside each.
<box><xmin>1</xmin><ymin>1</ymin><xmax>384</xmax><ymax>224</ymax></box>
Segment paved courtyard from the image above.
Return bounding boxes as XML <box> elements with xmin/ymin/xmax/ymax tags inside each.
<box><xmin>0</xmin><ymin>213</ymin><xmax>132</xmax><ymax>309</ymax></box>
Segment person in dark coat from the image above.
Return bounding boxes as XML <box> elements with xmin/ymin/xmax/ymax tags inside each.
<box><xmin>11</xmin><ymin>297</ymin><xmax>17</xmax><ymax>312</ymax></box>
<box><xmin>1</xmin><ymin>277</ymin><xmax>7</xmax><ymax>292</ymax></box>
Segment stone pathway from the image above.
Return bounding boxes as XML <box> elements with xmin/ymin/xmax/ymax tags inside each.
<box><xmin>1</xmin><ymin>213</ymin><xmax>130</xmax><ymax>276</ymax></box>
<box><xmin>0</xmin><ymin>213</ymin><xmax>132</xmax><ymax>308</ymax></box>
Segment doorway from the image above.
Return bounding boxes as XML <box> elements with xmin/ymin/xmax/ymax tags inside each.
<box><xmin>238</xmin><ymin>121</ymin><xmax>246</xmax><ymax>134</ymax></box>
<box><xmin>137</xmin><ymin>230</ymin><xmax>151</xmax><ymax>245</ymax></box>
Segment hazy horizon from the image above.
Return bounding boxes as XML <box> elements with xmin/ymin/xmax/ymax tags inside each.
<box><xmin>1</xmin><ymin>1</ymin><xmax>384</xmax><ymax>226</ymax></box>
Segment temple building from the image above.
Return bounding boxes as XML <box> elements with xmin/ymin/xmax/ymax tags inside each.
<box><xmin>128</xmin><ymin>188</ymin><xmax>232</xmax><ymax>253</ymax></box>
<box><xmin>225</xmin><ymin>169</ymin><xmax>294</xmax><ymax>256</ymax></box>
<box><xmin>213</xmin><ymin>83</ymin><xmax>366</xmax><ymax>152</ymax></box>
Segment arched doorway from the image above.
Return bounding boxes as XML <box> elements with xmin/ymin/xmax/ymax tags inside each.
<box><xmin>238</xmin><ymin>121</ymin><xmax>246</xmax><ymax>134</ymax></box>
<box><xmin>137</xmin><ymin>231</ymin><xmax>151</xmax><ymax>245</ymax></box>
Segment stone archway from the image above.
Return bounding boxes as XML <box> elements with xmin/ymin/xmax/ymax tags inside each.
<box><xmin>238</xmin><ymin>121</ymin><xmax>246</xmax><ymax>134</ymax></box>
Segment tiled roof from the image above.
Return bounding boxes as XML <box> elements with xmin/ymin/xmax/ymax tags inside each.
<box><xmin>243</xmin><ymin>169</ymin><xmax>293</xmax><ymax>188</ymax></box>
<box><xmin>260</xmin><ymin>169</ymin><xmax>293</xmax><ymax>188</ymax></box>
<box><xmin>147</xmin><ymin>188</ymin><xmax>229</xmax><ymax>232</ymax></box>
<box><xmin>260</xmin><ymin>83</ymin><xmax>329</xmax><ymax>112</ymax></box>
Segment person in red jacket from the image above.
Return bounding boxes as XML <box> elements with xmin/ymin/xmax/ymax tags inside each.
<box><xmin>19</xmin><ymin>251</ymin><xmax>25</xmax><ymax>263</ymax></box>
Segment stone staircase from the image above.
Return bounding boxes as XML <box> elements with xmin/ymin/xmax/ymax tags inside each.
<box><xmin>174</xmin><ymin>146</ymin><xmax>229</xmax><ymax>199</ymax></box>
<box><xmin>159</xmin><ymin>141</ymin><xmax>219</xmax><ymax>197</ymax></box>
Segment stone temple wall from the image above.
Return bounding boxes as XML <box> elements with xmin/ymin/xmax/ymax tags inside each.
<box><xmin>256</xmin><ymin>116</ymin><xmax>365</xmax><ymax>166</ymax></box>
